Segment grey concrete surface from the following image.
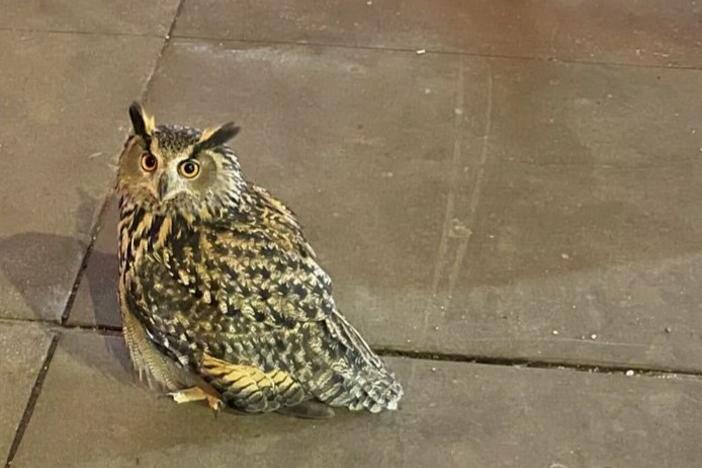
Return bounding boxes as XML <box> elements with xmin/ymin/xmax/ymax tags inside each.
<box><xmin>65</xmin><ymin>39</ymin><xmax>702</xmax><ymax>372</ymax></box>
<box><xmin>0</xmin><ymin>31</ymin><xmax>164</xmax><ymax>321</ymax></box>
<box><xmin>3</xmin><ymin>1</ymin><xmax>702</xmax><ymax>466</ymax></box>
<box><xmin>0</xmin><ymin>0</ymin><xmax>180</xmax><ymax>35</ymax></box>
<box><xmin>174</xmin><ymin>0</ymin><xmax>702</xmax><ymax>67</ymax></box>
<box><xmin>13</xmin><ymin>331</ymin><xmax>702</xmax><ymax>468</ymax></box>
<box><xmin>0</xmin><ymin>322</ymin><xmax>53</xmax><ymax>462</ymax></box>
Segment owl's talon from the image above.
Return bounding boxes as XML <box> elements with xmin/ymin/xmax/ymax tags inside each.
<box><xmin>168</xmin><ymin>386</ymin><xmax>224</xmax><ymax>413</ymax></box>
<box><xmin>207</xmin><ymin>395</ymin><xmax>224</xmax><ymax>414</ymax></box>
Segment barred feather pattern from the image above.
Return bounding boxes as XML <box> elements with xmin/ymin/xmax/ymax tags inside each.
<box><xmin>117</xmin><ymin>131</ymin><xmax>402</xmax><ymax>413</ymax></box>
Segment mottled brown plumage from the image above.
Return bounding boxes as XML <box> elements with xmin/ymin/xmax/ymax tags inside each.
<box><xmin>116</xmin><ymin>103</ymin><xmax>403</xmax><ymax>416</ymax></box>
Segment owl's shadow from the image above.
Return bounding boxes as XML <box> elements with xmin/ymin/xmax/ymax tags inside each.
<box><xmin>0</xmin><ymin>230</ymin><xmax>130</xmax><ymax>368</ymax></box>
<box><xmin>0</xmin><ymin>191</ymin><xmax>131</xmax><ymax>375</ymax></box>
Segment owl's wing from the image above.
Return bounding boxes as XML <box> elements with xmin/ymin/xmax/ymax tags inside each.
<box><xmin>205</xmin><ymin>227</ymin><xmax>334</xmax><ymax>325</ymax></box>
<box><xmin>202</xmin><ymin>185</ymin><xmax>331</xmax><ymax>327</ymax></box>
<box><xmin>199</xmin><ymin>227</ymin><xmax>401</xmax><ymax>410</ymax></box>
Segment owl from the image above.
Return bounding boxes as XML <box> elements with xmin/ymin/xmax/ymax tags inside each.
<box><xmin>116</xmin><ymin>103</ymin><xmax>403</xmax><ymax>417</ymax></box>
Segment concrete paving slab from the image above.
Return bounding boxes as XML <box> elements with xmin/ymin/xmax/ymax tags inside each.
<box><xmin>403</xmin><ymin>60</ymin><xmax>702</xmax><ymax>371</ymax></box>
<box><xmin>174</xmin><ymin>0</ymin><xmax>702</xmax><ymax>67</ymax></box>
<box><xmin>92</xmin><ymin>40</ymin><xmax>702</xmax><ymax>372</ymax></box>
<box><xmin>0</xmin><ymin>321</ymin><xmax>54</xmax><ymax>463</ymax></box>
<box><xmin>68</xmin><ymin>208</ymin><xmax>702</xmax><ymax>369</ymax></box>
<box><xmin>0</xmin><ymin>31</ymin><xmax>164</xmax><ymax>322</ymax></box>
<box><xmin>12</xmin><ymin>330</ymin><xmax>702</xmax><ymax>467</ymax></box>
<box><xmin>424</xmin><ymin>163</ymin><xmax>702</xmax><ymax>371</ymax></box>
<box><xmin>0</xmin><ymin>0</ymin><xmax>180</xmax><ymax>36</ymax></box>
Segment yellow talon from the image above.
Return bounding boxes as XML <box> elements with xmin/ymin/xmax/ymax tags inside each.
<box><xmin>168</xmin><ymin>386</ymin><xmax>224</xmax><ymax>413</ymax></box>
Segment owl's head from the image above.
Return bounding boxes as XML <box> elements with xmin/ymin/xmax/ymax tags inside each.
<box><xmin>117</xmin><ymin>102</ymin><xmax>249</xmax><ymax>218</ymax></box>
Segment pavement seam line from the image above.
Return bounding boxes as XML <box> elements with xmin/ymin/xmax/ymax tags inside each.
<box><xmin>2</xmin><ymin>316</ymin><xmax>700</xmax><ymax>380</ymax></box>
<box><xmin>170</xmin><ymin>34</ymin><xmax>702</xmax><ymax>73</ymax></box>
<box><xmin>60</xmin><ymin>194</ymin><xmax>112</xmax><ymax>325</ymax></box>
<box><xmin>376</xmin><ymin>347</ymin><xmax>702</xmax><ymax>379</ymax></box>
<box><xmin>60</xmin><ymin>0</ymin><xmax>184</xmax><ymax>325</ymax></box>
<box><xmin>4</xmin><ymin>334</ymin><xmax>60</xmax><ymax>468</ymax></box>
<box><xmin>59</xmin><ymin>323</ymin><xmax>123</xmax><ymax>336</ymax></box>
<box><xmin>142</xmin><ymin>0</ymin><xmax>185</xmax><ymax>102</ymax></box>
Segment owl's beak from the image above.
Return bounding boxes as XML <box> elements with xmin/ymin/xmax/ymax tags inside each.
<box><xmin>157</xmin><ymin>173</ymin><xmax>179</xmax><ymax>202</ymax></box>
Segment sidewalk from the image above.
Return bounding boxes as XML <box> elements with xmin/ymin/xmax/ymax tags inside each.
<box><xmin>2</xmin><ymin>2</ymin><xmax>702</xmax><ymax>467</ymax></box>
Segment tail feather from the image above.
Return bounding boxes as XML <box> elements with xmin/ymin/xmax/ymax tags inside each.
<box><xmin>311</xmin><ymin>311</ymin><xmax>404</xmax><ymax>412</ymax></box>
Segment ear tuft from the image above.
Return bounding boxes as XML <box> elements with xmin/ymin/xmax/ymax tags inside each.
<box><xmin>128</xmin><ymin>102</ymin><xmax>156</xmax><ymax>138</ymax></box>
<box><xmin>196</xmin><ymin>122</ymin><xmax>240</xmax><ymax>151</ymax></box>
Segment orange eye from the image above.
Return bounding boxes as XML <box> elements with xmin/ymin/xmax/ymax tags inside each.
<box><xmin>178</xmin><ymin>160</ymin><xmax>200</xmax><ymax>178</ymax></box>
<box><xmin>140</xmin><ymin>153</ymin><xmax>158</xmax><ymax>172</ymax></box>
